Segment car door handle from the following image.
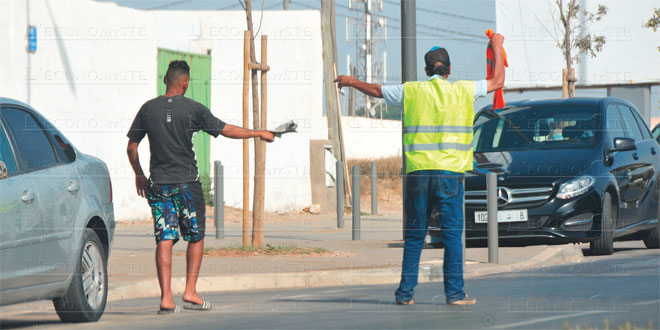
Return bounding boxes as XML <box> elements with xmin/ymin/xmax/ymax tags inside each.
<box><xmin>632</xmin><ymin>152</ymin><xmax>639</xmax><ymax>160</ymax></box>
<box><xmin>67</xmin><ymin>181</ymin><xmax>80</xmax><ymax>193</ymax></box>
<box><xmin>21</xmin><ymin>191</ymin><xmax>35</xmax><ymax>203</ymax></box>
<box><xmin>652</xmin><ymin>148</ymin><xmax>657</xmax><ymax>155</ymax></box>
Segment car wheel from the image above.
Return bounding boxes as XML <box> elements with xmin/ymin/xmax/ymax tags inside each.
<box><xmin>53</xmin><ymin>228</ymin><xmax>108</xmax><ymax>322</ymax></box>
<box><xmin>642</xmin><ymin>202</ymin><xmax>660</xmax><ymax>249</ymax></box>
<box><xmin>590</xmin><ymin>192</ymin><xmax>615</xmax><ymax>256</ymax></box>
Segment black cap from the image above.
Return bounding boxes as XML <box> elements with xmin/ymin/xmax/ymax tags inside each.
<box><xmin>424</xmin><ymin>47</ymin><xmax>451</xmax><ymax>70</ymax></box>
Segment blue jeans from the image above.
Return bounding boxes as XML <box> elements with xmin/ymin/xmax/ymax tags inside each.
<box><xmin>395</xmin><ymin>170</ymin><xmax>466</xmax><ymax>303</ymax></box>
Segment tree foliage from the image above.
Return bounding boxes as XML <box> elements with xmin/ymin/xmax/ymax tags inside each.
<box><xmin>643</xmin><ymin>8</ymin><xmax>660</xmax><ymax>51</ymax></box>
<box><xmin>538</xmin><ymin>0</ymin><xmax>608</xmax><ymax>97</ymax></box>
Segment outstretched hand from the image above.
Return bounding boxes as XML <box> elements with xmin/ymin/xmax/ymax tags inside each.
<box><xmin>334</xmin><ymin>75</ymin><xmax>355</xmax><ymax>89</ymax></box>
<box><xmin>260</xmin><ymin>130</ymin><xmax>275</xmax><ymax>143</ymax></box>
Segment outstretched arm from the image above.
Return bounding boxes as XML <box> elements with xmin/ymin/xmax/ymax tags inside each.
<box><xmin>220</xmin><ymin>124</ymin><xmax>275</xmax><ymax>142</ymax></box>
<box><xmin>126</xmin><ymin>140</ymin><xmax>148</xmax><ymax>198</ymax></box>
<box><xmin>486</xmin><ymin>33</ymin><xmax>505</xmax><ymax>93</ymax></box>
<box><xmin>334</xmin><ymin>76</ymin><xmax>384</xmax><ymax>98</ymax></box>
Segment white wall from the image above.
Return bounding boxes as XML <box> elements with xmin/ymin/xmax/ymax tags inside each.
<box><xmin>496</xmin><ymin>0</ymin><xmax>660</xmax><ymax>89</ymax></box>
<box><xmin>1</xmin><ymin>0</ymin><xmax>323</xmax><ymax>219</ymax></box>
<box><xmin>327</xmin><ymin>117</ymin><xmax>402</xmax><ymax>160</ymax></box>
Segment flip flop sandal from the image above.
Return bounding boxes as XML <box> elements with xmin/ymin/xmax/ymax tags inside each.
<box><xmin>183</xmin><ymin>300</ymin><xmax>212</xmax><ymax>311</ymax></box>
<box><xmin>158</xmin><ymin>305</ymin><xmax>181</xmax><ymax>315</ymax></box>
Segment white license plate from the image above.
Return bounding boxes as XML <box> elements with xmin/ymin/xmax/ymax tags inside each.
<box><xmin>474</xmin><ymin>209</ymin><xmax>528</xmax><ymax>223</ymax></box>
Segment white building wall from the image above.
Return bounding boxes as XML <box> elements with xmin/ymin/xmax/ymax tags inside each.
<box><xmin>328</xmin><ymin>117</ymin><xmax>402</xmax><ymax>160</ymax></box>
<box><xmin>1</xmin><ymin>0</ymin><xmax>324</xmax><ymax>219</ymax></box>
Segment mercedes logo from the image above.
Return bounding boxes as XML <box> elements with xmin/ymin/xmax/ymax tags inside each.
<box><xmin>498</xmin><ymin>187</ymin><xmax>512</xmax><ymax>206</ymax></box>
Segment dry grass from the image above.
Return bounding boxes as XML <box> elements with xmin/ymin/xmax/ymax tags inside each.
<box><xmin>173</xmin><ymin>244</ymin><xmax>352</xmax><ymax>258</ymax></box>
<box><xmin>347</xmin><ymin>156</ymin><xmax>403</xmax><ymax>215</ymax></box>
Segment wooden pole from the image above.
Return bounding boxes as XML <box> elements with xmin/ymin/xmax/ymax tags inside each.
<box><xmin>333</xmin><ymin>63</ymin><xmax>351</xmax><ymax>204</ymax></box>
<box><xmin>252</xmin><ymin>35</ymin><xmax>268</xmax><ymax>248</ymax></box>
<box><xmin>569</xmin><ymin>68</ymin><xmax>575</xmax><ymax>98</ymax></box>
<box><xmin>562</xmin><ymin>69</ymin><xmax>568</xmax><ymax>99</ymax></box>
<box><xmin>321</xmin><ymin>0</ymin><xmax>343</xmax><ymax>174</ymax></box>
<box><xmin>242</xmin><ymin>30</ymin><xmax>250</xmax><ymax>248</ymax></box>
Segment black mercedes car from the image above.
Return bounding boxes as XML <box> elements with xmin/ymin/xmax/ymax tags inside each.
<box><xmin>429</xmin><ymin>97</ymin><xmax>660</xmax><ymax>255</ymax></box>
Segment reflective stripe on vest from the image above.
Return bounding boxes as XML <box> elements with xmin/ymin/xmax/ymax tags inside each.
<box><xmin>403</xmin><ymin>78</ymin><xmax>475</xmax><ymax>174</ymax></box>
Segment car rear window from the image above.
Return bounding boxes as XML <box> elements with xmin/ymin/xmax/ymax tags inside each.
<box><xmin>474</xmin><ymin>106</ymin><xmax>601</xmax><ymax>152</ymax></box>
<box><xmin>0</xmin><ymin>124</ymin><xmax>18</xmax><ymax>176</ymax></box>
<box><xmin>2</xmin><ymin>108</ymin><xmax>59</xmax><ymax>172</ymax></box>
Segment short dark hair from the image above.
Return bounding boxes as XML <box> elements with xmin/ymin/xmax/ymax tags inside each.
<box><xmin>164</xmin><ymin>60</ymin><xmax>190</xmax><ymax>85</ymax></box>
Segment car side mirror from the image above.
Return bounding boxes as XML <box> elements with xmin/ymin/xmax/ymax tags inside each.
<box><xmin>0</xmin><ymin>161</ymin><xmax>7</xmax><ymax>180</ymax></box>
<box><xmin>612</xmin><ymin>137</ymin><xmax>636</xmax><ymax>152</ymax></box>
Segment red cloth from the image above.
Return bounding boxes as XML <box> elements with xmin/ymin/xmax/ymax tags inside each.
<box><xmin>485</xmin><ymin>29</ymin><xmax>508</xmax><ymax>110</ymax></box>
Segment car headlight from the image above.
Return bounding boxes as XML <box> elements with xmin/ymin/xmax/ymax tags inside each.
<box><xmin>556</xmin><ymin>176</ymin><xmax>595</xmax><ymax>199</ymax></box>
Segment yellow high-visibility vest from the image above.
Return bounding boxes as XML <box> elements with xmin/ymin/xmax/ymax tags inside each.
<box><xmin>403</xmin><ymin>78</ymin><xmax>475</xmax><ymax>174</ymax></box>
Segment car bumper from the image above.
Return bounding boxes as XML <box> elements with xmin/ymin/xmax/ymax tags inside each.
<box><xmin>429</xmin><ymin>188</ymin><xmax>604</xmax><ymax>246</ymax></box>
<box><xmin>104</xmin><ymin>202</ymin><xmax>115</xmax><ymax>243</ymax></box>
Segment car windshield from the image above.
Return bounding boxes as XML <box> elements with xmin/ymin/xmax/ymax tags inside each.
<box><xmin>473</xmin><ymin>106</ymin><xmax>601</xmax><ymax>152</ymax></box>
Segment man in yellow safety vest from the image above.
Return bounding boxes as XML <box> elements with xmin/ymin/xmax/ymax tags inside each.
<box><xmin>335</xmin><ymin>33</ymin><xmax>505</xmax><ymax>305</ymax></box>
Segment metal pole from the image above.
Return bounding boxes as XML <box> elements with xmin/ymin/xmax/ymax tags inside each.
<box><xmin>352</xmin><ymin>166</ymin><xmax>361</xmax><ymax>240</ymax></box>
<box><xmin>371</xmin><ymin>161</ymin><xmax>377</xmax><ymax>215</ymax></box>
<box><xmin>401</xmin><ymin>0</ymin><xmax>417</xmax><ymax>83</ymax></box>
<box><xmin>214</xmin><ymin>161</ymin><xmax>224</xmax><ymax>240</ymax></box>
<box><xmin>462</xmin><ymin>177</ymin><xmax>466</xmax><ymax>268</ymax></box>
<box><xmin>401</xmin><ymin>0</ymin><xmax>416</xmax><ymax>238</ymax></box>
<box><xmin>336</xmin><ymin>160</ymin><xmax>345</xmax><ymax>228</ymax></box>
<box><xmin>487</xmin><ymin>172</ymin><xmax>499</xmax><ymax>263</ymax></box>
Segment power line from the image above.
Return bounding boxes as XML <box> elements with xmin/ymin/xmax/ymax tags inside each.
<box><xmin>217</xmin><ymin>2</ymin><xmax>242</xmax><ymax>10</ymax></box>
<box><xmin>336</xmin><ymin>2</ymin><xmax>485</xmax><ymax>40</ymax></box>
<box><xmin>291</xmin><ymin>1</ymin><xmax>484</xmax><ymax>43</ymax></box>
<box><xmin>147</xmin><ymin>0</ymin><xmax>193</xmax><ymax>10</ymax></box>
<box><xmin>381</xmin><ymin>0</ymin><xmax>494</xmax><ymax>24</ymax></box>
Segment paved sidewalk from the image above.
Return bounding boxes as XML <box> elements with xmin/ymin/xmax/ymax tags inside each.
<box><xmin>108</xmin><ymin>213</ymin><xmax>586</xmax><ymax>301</ymax></box>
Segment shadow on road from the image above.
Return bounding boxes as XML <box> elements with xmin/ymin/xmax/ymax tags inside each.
<box><xmin>0</xmin><ymin>318</ymin><xmax>62</xmax><ymax>329</ymax></box>
<box><xmin>581</xmin><ymin>246</ymin><xmax>647</xmax><ymax>256</ymax></box>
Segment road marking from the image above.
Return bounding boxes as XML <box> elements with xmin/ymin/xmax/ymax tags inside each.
<box><xmin>284</xmin><ymin>286</ymin><xmax>378</xmax><ymax>299</ymax></box>
<box><xmin>631</xmin><ymin>300</ymin><xmax>659</xmax><ymax>306</ymax></box>
<box><xmin>492</xmin><ymin>311</ymin><xmax>605</xmax><ymax>329</ymax></box>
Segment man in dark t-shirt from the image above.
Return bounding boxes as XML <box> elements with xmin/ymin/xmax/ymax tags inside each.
<box><xmin>127</xmin><ymin>60</ymin><xmax>274</xmax><ymax>313</ymax></box>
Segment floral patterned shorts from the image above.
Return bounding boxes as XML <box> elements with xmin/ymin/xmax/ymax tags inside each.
<box><xmin>147</xmin><ymin>179</ymin><xmax>205</xmax><ymax>244</ymax></box>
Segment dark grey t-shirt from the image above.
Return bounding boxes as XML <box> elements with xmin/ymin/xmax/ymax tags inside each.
<box><xmin>127</xmin><ymin>95</ymin><xmax>226</xmax><ymax>184</ymax></box>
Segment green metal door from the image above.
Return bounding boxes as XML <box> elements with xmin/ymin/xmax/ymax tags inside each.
<box><xmin>157</xmin><ymin>48</ymin><xmax>212</xmax><ymax>178</ymax></box>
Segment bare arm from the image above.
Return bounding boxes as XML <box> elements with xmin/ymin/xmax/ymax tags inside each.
<box><xmin>126</xmin><ymin>140</ymin><xmax>148</xmax><ymax>198</ymax></box>
<box><xmin>334</xmin><ymin>76</ymin><xmax>383</xmax><ymax>98</ymax></box>
<box><xmin>220</xmin><ymin>124</ymin><xmax>274</xmax><ymax>142</ymax></box>
<box><xmin>486</xmin><ymin>33</ymin><xmax>506</xmax><ymax>93</ymax></box>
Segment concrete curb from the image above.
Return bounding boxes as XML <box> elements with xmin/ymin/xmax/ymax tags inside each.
<box><xmin>107</xmin><ymin>245</ymin><xmax>585</xmax><ymax>302</ymax></box>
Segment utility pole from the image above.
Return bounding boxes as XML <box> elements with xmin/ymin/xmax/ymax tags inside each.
<box><xmin>283</xmin><ymin>0</ymin><xmax>289</xmax><ymax>10</ymax></box>
<box><xmin>401</xmin><ymin>0</ymin><xmax>416</xmax><ymax>238</ymax></box>
<box><xmin>321</xmin><ymin>0</ymin><xmax>343</xmax><ymax>181</ymax></box>
<box><xmin>347</xmin><ymin>0</ymin><xmax>387</xmax><ymax>118</ymax></box>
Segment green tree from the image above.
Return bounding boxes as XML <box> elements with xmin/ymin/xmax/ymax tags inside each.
<box><xmin>540</xmin><ymin>0</ymin><xmax>608</xmax><ymax>97</ymax></box>
<box><xmin>643</xmin><ymin>8</ymin><xmax>660</xmax><ymax>51</ymax></box>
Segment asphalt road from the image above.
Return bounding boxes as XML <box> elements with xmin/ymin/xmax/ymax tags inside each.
<box><xmin>1</xmin><ymin>248</ymin><xmax>658</xmax><ymax>329</ymax></box>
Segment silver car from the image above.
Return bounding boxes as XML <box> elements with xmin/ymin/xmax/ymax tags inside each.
<box><xmin>0</xmin><ymin>98</ymin><xmax>115</xmax><ymax>322</ymax></box>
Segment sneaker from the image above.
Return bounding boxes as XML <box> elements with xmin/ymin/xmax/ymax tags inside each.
<box><xmin>395</xmin><ymin>298</ymin><xmax>415</xmax><ymax>305</ymax></box>
<box><xmin>447</xmin><ymin>294</ymin><xmax>476</xmax><ymax>305</ymax></box>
